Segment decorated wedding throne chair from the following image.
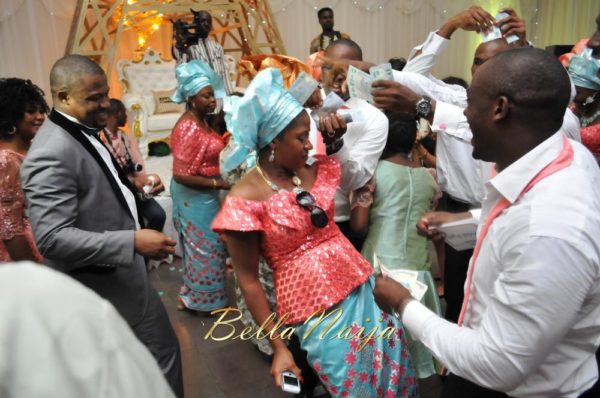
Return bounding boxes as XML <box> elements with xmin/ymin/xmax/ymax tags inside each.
<box><xmin>117</xmin><ymin>48</ymin><xmax>184</xmax><ymax>265</ymax></box>
<box><xmin>117</xmin><ymin>47</ymin><xmax>184</xmax><ymax>159</ymax></box>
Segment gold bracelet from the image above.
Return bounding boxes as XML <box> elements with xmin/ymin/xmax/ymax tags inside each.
<box><xmin>212</xmin><ymin>178</ymin><xmax>217</xmax><ymax>189</ymax></box>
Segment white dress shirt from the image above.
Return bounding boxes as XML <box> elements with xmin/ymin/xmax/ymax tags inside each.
<box><xmin>0</xmin><ymin>263</ymin><xmax>175</xmax><ymax>398</ymax></box>
<box><xmin>402</xmin><ymin>132</ymin><xmax>600</xmax><ymax>397</ymax></box>
<box><xmin>56</xmin><ymin>110</ymin><xmax>140</xmax><ymax>229</ymax></box>
<box><xmin>400</xmin><ymin>31</ymin><xmax>581</xmax><ymax>205</ymax></box>
<box><xmin>332</xmin><ymin>97</ymin><xmax>388</xmax><ymax>222</ymax></box>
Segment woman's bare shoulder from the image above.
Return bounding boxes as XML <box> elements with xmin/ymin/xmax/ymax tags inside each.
<box><xmin>228</xmin><ymin>170</ymin><xmax>273</xmax><ymax>202</ymax></box>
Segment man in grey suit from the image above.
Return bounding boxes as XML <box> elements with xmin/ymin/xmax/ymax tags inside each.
<box><xmin>21</xmin><ymin>55</ymin><xmax>184</xmax><ymax>397</ymax></box>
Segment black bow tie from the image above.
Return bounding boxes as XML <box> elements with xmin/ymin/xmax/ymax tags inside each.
<box><xmin>80</xmin><ymin>126</ymin><xmax>100</xmax><ymax>137</ymax></box>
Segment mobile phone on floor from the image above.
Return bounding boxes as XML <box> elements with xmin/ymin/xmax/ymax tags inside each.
<box><xmin>281</xmin><ymin>371</ymin><xmax>301</xmax><ymax>394</ymax></box>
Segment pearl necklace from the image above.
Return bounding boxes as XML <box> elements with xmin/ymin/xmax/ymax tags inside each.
<box><xmin>255</xmin><ymin>163</ymin><xmax>303</xmax><ymax>194</ymax></box>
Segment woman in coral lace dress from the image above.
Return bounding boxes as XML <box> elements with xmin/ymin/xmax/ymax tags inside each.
<box><xmin>170</xmin><ymin>61</ymin><xmax>231</xmax><ymax>311</ymax></box>
<box><xmin>212</xmin><ymin>68</ymin><xmax>418</xmax><ymax>397</ymax></box>
<box><xmin>0</xmin><ymin>78</ymin><xmax>47</xmax><ymax>263</ymax></box>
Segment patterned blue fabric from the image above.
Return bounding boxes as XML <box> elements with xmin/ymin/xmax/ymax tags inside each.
<box><xmin>294</xmin><ymin>277</ymin><xmax>419</xmax><ymax>398</ymax></box>
<box><xmin>568</xmin><ymin>50</ymin><xmax>600</xmax><ymax>90</ymax></box>
<box><xmin>171</xmin><ymin>180</ymin><xmax>228</xmax><ymax>311</ymax></box>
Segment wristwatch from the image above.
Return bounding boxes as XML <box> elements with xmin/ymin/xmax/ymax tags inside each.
<box><xmin>325</xmin><ymin>137</ymin><xmax>344</xmax><ymax>155</ymax></box>
<box><xmin>415</xmin><ymin>96</ymin><xmax>432</xmax><ymax>119</ymax></box>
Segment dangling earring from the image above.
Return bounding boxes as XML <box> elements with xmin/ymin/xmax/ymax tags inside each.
<box><xmin>583</xmin><ymin>94</ymin><xmax>595</xmax><ymax>106</ymax></box>
<box><xmin>268</xmin><ymin>148</ymin><xmax>275</xmax><ymax>162</ymax></box>
<box><xmin>7</xmin><ymin>126</ymin><xmax>16</xmax><ymax>135</ymax></box>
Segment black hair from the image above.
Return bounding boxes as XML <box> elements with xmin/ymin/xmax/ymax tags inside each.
<box><xmin>326</xmin><ymin>38</ymin><xmax>363</xmax><ymax>61</ymax></box>
<box><xmin>0</xmin><ymin>78</ymin><xmax>49</xmax><ymax>139</ymax></box>
<box><xmin>382</xmin><ymin>112</ymin><xmax>417</xmax><ymax>158</ymax></box>
<box><xmin>107</xmin><ymin>98</ymin><xmax>125</xmax><ymax>115</ymax></box>
<box><xmin>442</xmin><ymin>76</ymin><xmax>468</xmax><ymax>89</ymax></box>
<box><xmin>389</xmin><ymin>57</ymin><xmax>407</xmax><ymax>71</ymax></box>
<box><xmin>318</xmin><ymin>7</ymin><xmax>333</xmax><ymax>18</ymax></box>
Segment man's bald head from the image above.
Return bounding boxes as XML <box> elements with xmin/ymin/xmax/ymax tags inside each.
<box><xmin>471</xmin><ymin>38</ymin><xmax>510</xmax><ymax>76</ymax></box>
<box><xmin>480</xmin><ymin>47</ymin><xmax>570</xmax><ymax>131</ymax></box>
<box><xmin>465</xmin><ymin>48</ymin><xmax>571</xmax><ymax>165</ymax></box>
<box><xmin>49</xmin><ymin>54</ymin><xmax>110</xmax><ymax>128</ymax></box>
<box><xmin>325</xmin><ymin>38</ymin><xmax>363</xmax><ymax>61</ymax></box>
<box><xmin>50</xmin><ymin>54</ymin><xmax>105</xmax><ymax>98</ymax></box>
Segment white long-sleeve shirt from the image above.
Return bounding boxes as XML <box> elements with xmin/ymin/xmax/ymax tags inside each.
<box><xmin>0</xmin><ymin>263</ymin><xmax>175</xmax><ymax>398</ymax></box>
<box><xmin>332</xmin><ymin>97</ymin><xmax>388</xmax><ymax>222</ymax></box>
<box><xmin>402</xmin><ymin>132</ymin><xmax>600</xmax><ymax>397</ymax></box>
<box><xmin>400</xmin><ymin>31</ymin><xmax>581</xmax><ymax>205</ymax></box>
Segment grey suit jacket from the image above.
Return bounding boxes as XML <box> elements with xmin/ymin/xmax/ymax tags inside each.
<box><xmin>21</xmin><ymin>110</ymin><xmax>150</xmax><ymax>325</ymax></box>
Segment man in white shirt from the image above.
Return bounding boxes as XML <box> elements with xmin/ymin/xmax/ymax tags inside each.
<box><xmin>374</xmin><ymin>48</ymin><xmax>600</xmax><ymax>398</ymax></box>
<box><xmin>20</xmin><ymin>55</ymin><xmax>182</xmax><ymax>397</ymax></box>
<box><xmin>318</xmin><ymin>39</ymin><xmax>388</xmax><ymax>249</ymax></box>
<box><xmin>173</xmin><ymin>10</ymin><xmax>235</xmax><ymax>95</ymax></box>
<box><xmin>0</xmin><ymin>263</ymin><xmax>176</xmax><ymax>398</ymax></box>
<box><xmin>373</xmin><ymin>6</ymin><xmax>580</xmax><ymax>323</ymax></box>
<box><xmin>393</xmin><ymin>7</ymin><xmax>579</xmax><ymax>202</ymax></box>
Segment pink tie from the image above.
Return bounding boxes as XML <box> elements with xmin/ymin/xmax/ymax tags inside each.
<box><xmin>457</xmin><ymin>135</ymin><xmax>574</xmax><ymax>326</ymax></box>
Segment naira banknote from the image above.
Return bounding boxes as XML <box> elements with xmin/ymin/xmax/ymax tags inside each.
<box><xmin>347</xmin><ymin>65</ymin><xmax>374</xmax><ymax>102</ymax></box>
<box><xmin>480</xmin><ymin>25</ymin><xmax>503</xmax><ymax>43</ymax></box>
<box><xmin>375</xmin><ymin>254</ymin><xmax>428</xmax><ymax>302</ymax></box>
<box><xmin>321</xmin><ymin>91</ymin><xmax>345</xmax><ymax>113</ymax></box>
<box><xmin>369</xmin><ymin>62</ymin><xmax>394</xmax><ymax>81</ymax></box>
<box><xmin>481</xmin><ymin>12</ymin><xmax>519</xmax><ymax>44</ymax></box>
<box><xmin>310</xmin><ymin>91</ymin><xmax>345</xmax><ymax>125</ymax></box>
<box><xmin>288</xmin><ymin>72</ymin><xmax>319</xmax><ymax>106</ymax></box>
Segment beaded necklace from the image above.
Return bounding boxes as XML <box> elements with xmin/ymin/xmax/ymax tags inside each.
<box><xmin>581</xmin><ymin>109</ymin><xmax>600</xmax><ymax>127</ymax></box>
<box><xmin>255</xmin><ymin>163</ymin><xmax>303</xmax><ymax>194</ymax></box>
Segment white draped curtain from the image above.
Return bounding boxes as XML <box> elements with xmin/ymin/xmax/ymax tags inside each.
<box><xmin>1</xmin><ymin>0</ymin><xmax>598</xmax><ymax>101</ymax></box>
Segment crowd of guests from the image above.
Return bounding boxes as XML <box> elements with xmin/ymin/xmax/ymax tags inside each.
<box><xmin>1</xmin><ymin>4</ymin><xmax>600</xmax><ymax>398</ymax></box>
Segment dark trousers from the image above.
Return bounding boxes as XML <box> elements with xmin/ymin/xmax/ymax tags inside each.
<box><xmin>443</xmin><ymin>245</ymin><xmax>473</xmax><ymax>322</ymax></box>
<box><xmin>444</xmin><ymin>371</ymin><xmax>600</xmax><ymax>398</ymax></box>
<box><xmin>141</xmin><ymin>197</ymin><xmax>166</xmax><ymax>232</ymax></box>
<box><xmin>442</xmin><ymin>374</ymin><xmax>508</xmax><ymax>398</ymax></box>
<box><xmin>288</xmin><ymin>334</ymin><xmax>323</xmax><ymax>397</ymax></box>
<box><xmin>336</xmin><ymin>220</ymin><xmax>365</xmax><ymax>252</ymax></box>
<box><xmin>133</xmin><ymin>287</ymin><xmax>184</xmax><ymax>397</ymax></box>
<box><xmin>438</xmin><ymin>194</ymin><xmax>473</xmax><ymax>322</ymax></box>
<box><xmin>580</xmin><ymin>348</ymin><xmax>600</xmax><ymax>398</ymax></box>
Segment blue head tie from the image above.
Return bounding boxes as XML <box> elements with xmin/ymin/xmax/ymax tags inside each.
<box><xmin>171</xmin><ymin>60</ymin><xmax>226</xmax><ymax>103</ymax></box>
<box><xmin>568</xmin><ymin>51</ymin><xmax>600</xmax><ymax>91</ymax></box>
<box><xmin>222</xmin><ymin>68</ymin><xmax>304</xmax><ymax>174</ymax></box>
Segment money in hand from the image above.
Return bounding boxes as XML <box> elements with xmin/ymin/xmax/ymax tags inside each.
<box><xmin>288</xmin><ymin>72</ymin><xmax>319</xmax><ymax>106</ymax></box>
<box><xmin>375</xmin><ymin>254</ymin><xmax>428</xmax><ymax>301</ymax></box>
<box><xmin>369</xmin><ymin>62</ymin><xmax>394</xmax><ymax>81</ymax></box>
<box><xmin>347</xmin><ymin>65</ymin><xmax>374</xmax><ymax>102</ymax></box>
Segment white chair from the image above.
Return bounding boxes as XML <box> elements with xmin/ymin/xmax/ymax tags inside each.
<box><xmin>117</xmin><ymin>48</ymin><xmax>184</xmax><ymax>158</ymax></box>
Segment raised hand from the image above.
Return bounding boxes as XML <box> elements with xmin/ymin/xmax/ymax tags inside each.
<box><xmin>497</xmin><ymin>8</ymin><xmax>528</xmax><ymax>47</ymax></box>
<box><xmin>439</xmin><ymin>6</ymin><xmax>495</xmax><ymax>39</ymax></box>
